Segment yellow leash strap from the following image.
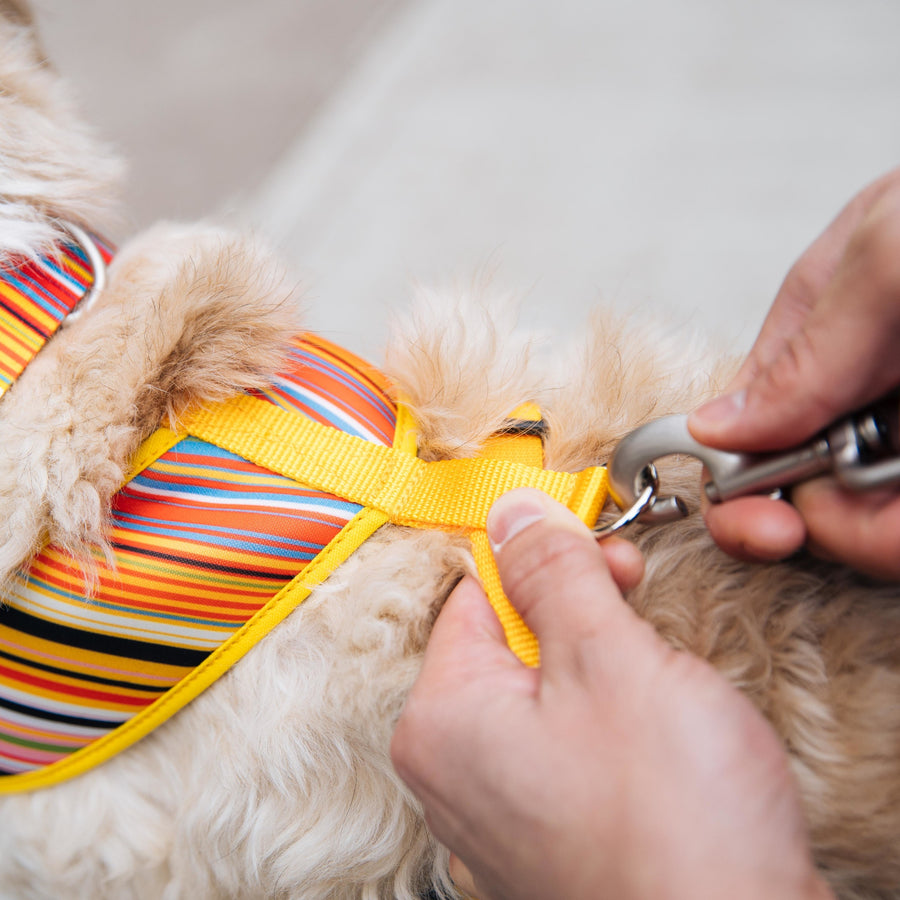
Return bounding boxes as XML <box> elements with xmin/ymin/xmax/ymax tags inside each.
<box><xmin>180</xmin><ymin>395</ymin><xmax>609</xmax><ymax>666</ymax></box>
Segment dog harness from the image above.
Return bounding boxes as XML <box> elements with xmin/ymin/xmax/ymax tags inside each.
<box><xmin>0</xmin><ymin>236</ymin><xmax>610</xmax><ymax>792</ymax></box>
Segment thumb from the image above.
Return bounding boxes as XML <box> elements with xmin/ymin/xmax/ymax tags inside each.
<box><xmin>487</xmin><ymin>488</ymin><xmax>651</xmax><ymax>684</ymax></box>
<box><xmin>690</xmin><ymin>186</ymin><xmax>900</xmax><ymax>452</ymax></box>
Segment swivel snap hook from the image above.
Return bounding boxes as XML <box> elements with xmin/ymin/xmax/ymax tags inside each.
<box><xmin>600</xmin><ymin>392</ymin><xmax>900</xmax><ymax>535</ymax></box>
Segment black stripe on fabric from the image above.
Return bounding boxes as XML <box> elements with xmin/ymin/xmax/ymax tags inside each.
<box><xmin>0</xmin><ymin>694</ymin><xmax>125</xmax><ymax>729</ymax></box>
<box><xmin>0</xmin><ymin>647</ymin><xmax>168</xmax><ymax>694</ymax></box>
<box><xmin>0</xmin><ymin>295</ymin><xmax>46</xmax><ymax>333</ymax></box>
<box><xmin>114</xmin><ymin>541</ymin><xmax>287</xmax><ymax>581</ymax></box>
<box><xmin>0</xmin><ymin>607</ymin><xmax>208</xmax><ymax>667</ymax></box>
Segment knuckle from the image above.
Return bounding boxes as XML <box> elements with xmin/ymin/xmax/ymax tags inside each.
<box><xmin>391</xmin><ymin>695</ymin><xmax>431</xmax><ymax>762</ymax></box>
<box><xmin>851</xmin><ymin>191</ymin><xmax>900</xmax><ymax>297</ymax></box>
<box><xmin>779</xmin><ymin>259</ymin><xmax>825</xmax><ymax>311</ymax></box>
<box><xmin>751</xmin><ymin>328</ymin><xmax>834</xmax><ymax>427</ymax></box>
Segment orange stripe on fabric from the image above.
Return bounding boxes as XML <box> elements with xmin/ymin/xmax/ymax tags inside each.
<box><xmin>0</xmin><ymin>506</ymin><xmax>389</xmax><ymax>792</ymax></box>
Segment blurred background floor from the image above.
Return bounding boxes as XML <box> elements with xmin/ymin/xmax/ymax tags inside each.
<box><xmin>32</xmin><ymin>0</ymin><xmax>900</xmax><ymax>359</ymax></box>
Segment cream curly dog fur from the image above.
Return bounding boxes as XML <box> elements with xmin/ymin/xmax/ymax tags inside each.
<box><xmin>1</xmin><ymin>6</ymin><xmax>899</xmax><ymax>899</ymax></box>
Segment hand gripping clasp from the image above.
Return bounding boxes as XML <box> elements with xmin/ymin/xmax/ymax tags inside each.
<box><xmin>596</xmin><ymin>393</ymin><xmax>900</xmax><ymax>537</ymax></box>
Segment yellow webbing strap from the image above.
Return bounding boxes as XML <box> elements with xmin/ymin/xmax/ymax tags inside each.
<box><xmin>469</xmin><ymin>402</ymin><xmax>545</xmax><ymax>663</ymax></box>
<box><xmin>180</xmin><ymin>396</ymin><xmax>609</xmax><ymax>666</ymax></box>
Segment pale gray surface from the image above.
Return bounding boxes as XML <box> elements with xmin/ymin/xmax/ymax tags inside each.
<box><xmin>32</xmin><ymin>0</ymin><xmax>408</xmax><ymax>229</ymax></box>
<box><xmin>31</xmin><ymin>0</ymin><xmax>900</xmax><ymax>360</ymax></box>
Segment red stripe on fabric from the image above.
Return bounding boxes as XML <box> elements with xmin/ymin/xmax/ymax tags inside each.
<box><xmin>29</xmin><ymin>554</ymin><xmax>275</xmax><ymax>612</ymax></box>
<box><xmin>0</xmin><ymin>342</ymin><xmax>30</xmax><ymax>370</ymax></box>
<box><xmin>283</xmin><ymin>334</ymin><xmax>397</xmax><ymax>442</ymax></box>
<box><xmin>0</xmin><ymin>663</ymin><xmax>149</xmax><ymax>707</ymax></box>
<box><xmin>26</xmin><ymin>569</ymin><xmax>265</xmax><ymax>621</ymax></box>
<box><xmin>302</xmin><ymin>334</ymin><xmax>394</xmax><ymax>397</ymax></box>
<box><xmin>125</xmin><ymin>474</ymin><xmax>336</xmax><ymax>506</ymax></box>
<box><xmin>0</xmin><ymin>739</ymin><xmax>71</xmax><ymax>768</ymax></box>
<box><xmin>113</xmin><ymin>492</ymin><xmax>351</xmax><ymax>542</ymax></box>
<box><xmin>24</xmin><ymin>264</ymin><xmax>82</xmax><ymax>313</ymax></box>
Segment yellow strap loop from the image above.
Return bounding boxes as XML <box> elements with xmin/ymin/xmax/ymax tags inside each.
<box><xmin>182</xmin><ymin>394</ymin><xmax>609</xmax><ymax>666</ymax></box>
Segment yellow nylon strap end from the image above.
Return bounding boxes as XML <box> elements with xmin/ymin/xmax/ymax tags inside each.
<box><xmin>478</xmin><ymin>402</ymin><xmax>544</xmax><ymax>467</ymax></box>
<box><xmin>470</xmin><ymin>467</ymin><xmax>609</xmax><ymax>668</ymax></box>
<box><xmin>470</xmin><ymin>401</ymin><xmax>546</xmax><ymax>665</ymax></box>
<box><xmin>470</xmin><ymin>529</ymin><xmax>540</xmax><ymax>667</ymax></box>
<box><xmin>464</xmin><ymin>410</ymin><xmax>608</xmax><ymax>668</ymax></box>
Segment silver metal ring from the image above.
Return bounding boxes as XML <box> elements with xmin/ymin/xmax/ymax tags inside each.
<box><xmin>57</xmin><ymin>221</ymin><xmax>107</xmax><ymax>322</ymax></box>
<box><xmin>593</xmin><ymin>464</ymin><xmax>659</xmax><ymax>539</ymax></box>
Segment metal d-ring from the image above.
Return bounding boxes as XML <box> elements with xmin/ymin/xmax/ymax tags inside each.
<box><xmin>593</xmin><ymin>464</ymin><xmax>659</xmax><ymax>538</ymax></box>
<box><xmin>57</xmin><ymin>221</ymin><xmax>107</xmax><ymax>322</ymax></box>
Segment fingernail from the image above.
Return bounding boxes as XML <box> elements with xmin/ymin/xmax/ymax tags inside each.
<box><xmin>689</xmin><ymin>389</ymin><xmax>746</xmax><ymax>432</ymax></box>
<box><xmin>487</xmin><ymin>490</ymin><xmax>547</xmax><ymax>553</ymax></box>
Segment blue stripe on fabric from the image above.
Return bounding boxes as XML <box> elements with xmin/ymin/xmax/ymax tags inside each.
<box><xmin>285</xmin><ymin>345</ymin><xmax>395</xmax><ymax>439</ymax></box>
<box><xmin>164</xmin><ymin>436</ymin><xmax>247</xmax><ymax>462</ymax></box>
<box><xmin>125</xmin><ymin>474</ymin><xmax>361</xmax><ymax>516</ymax></box>
<box><xmin>35</xmin><ymin>594</ymin><xmax>245</xmax><ymax>628</ymax></box>
<box><xmin>135</xmin><ymin>458</ymin><xmax>307</xmax><ymax>489</ymax></box>
<box><xmin>113</xmin><ymin>512</ymin><xmax>326</xmax><ymax>560</ymax></box>
<box><xmin>2</xmin><ymin>269</ymin><xmax>64</xmax><ymax>317</ymax></box>
<box><xmin>291</xmin><ymin>344</ymin><xmax>394</xmax><ymax>422</ymax></box>
<box><xmin>116</xmin><ymin>505</ymin><xmax>355</xmax><ymax>540</ymax></box>
<box><xmin>267</xmin><ymin>387</ymin><xmax>373</xmax><ymax>441</ymax></box>
<box><xmin>38</xmin><ymin>250</ymin><xmax>86</xmax><ymax>295</ymax></box>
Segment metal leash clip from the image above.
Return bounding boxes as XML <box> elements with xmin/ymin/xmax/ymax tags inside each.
<box><xmin>595</xmin><ymin>392</ymin><xmax>900</xmax><ymax>537</ymax></box>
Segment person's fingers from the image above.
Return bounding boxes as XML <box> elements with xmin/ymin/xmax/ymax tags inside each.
<box><xmin>691</xmin><ymin>174</ymin><xmax>900</xmax><ymax>452</ymax></box>
<box><xmin>486</xmin><ymin>488</ymin><xmax>652</xmax><ymax>684</ymax></box>
<box><xmin>448</xmin><ymin>855</ymin><xmax>480</xmax><ymax>899</ymax></box>
<box><xmin>597</xmin><ymin>535</ymin><xmax>645</xmax><ymax>592</ymax></box>
<box><xmin>390</xmin><ymin>575</ymin><xmax>526</xmax><ymax>795</ymax></box>
<box><xmin>419</xmin><ymin>574</ymin><xmax>512</xmax><ymax>676</ymax></box>
<box><xmin>394</xmin><ymin>504</ymin><xmax>647</xmax><ymax>783</ymax></box>
<box><xmin>727</xmin><ymin>168</ymin><xmax>900</xmax><ymax>394</ymax></box>
<box><xmin>702</xmin><ymin>495</ymin><xmax>807</xmax><ymax>563</ymax></box>
<box><xmin>791</xmin><ymin>480</ymin><xmax>900</xmax><ymax>580</ymax></box>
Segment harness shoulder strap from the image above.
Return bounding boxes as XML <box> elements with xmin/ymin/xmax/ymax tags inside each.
<box><xmin>182</xmin><ymin>395</ymin><xmax>609</xmax><ymax>667</ymax></box>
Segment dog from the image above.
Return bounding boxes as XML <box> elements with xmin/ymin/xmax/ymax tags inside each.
<box><xmin>1</xmin><ymin>6</ymin><xmax>900</xmax><ymax>899</ymax></box>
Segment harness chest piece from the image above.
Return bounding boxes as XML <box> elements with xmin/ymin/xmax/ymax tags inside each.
<box><xmin>0</xmin><ymin>333</ymin><xmax>401</xmax><ymax>791</ymax></box>
<box><xmin>0</xmin><ymin>238</ymin><xmax>612</xmax><ymax>792</ymax></box>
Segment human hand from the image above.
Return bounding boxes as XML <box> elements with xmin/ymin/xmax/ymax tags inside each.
<box><xmin>688</xmin><ymin>169</ymin><xmax>900</xmax><ymax>578</ymax></box>
<box><xmin>391</xmin><ymin>488</ymin><xmax>833</xmax><ymax>900</ymax></box>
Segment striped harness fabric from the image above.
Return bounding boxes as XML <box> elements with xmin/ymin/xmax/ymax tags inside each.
<box><xmin>0</xmin><ymin>244</ymin><xmax>610</xmax><ymax>793</ymax></box>
<box><xmin>0</xmin><ymin>237</ymin><xmax>113</xmax><ymax>398</ymax></box>
<box><xmin>0</xmin><ymin>332</ymin><xmax>399</xmax><ymax>790</ymax></box>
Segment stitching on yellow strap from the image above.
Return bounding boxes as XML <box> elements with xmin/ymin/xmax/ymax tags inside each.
<box><xmin>184</xmin><ymin>396</ymin><xmax>607</xmax><ymax>533</ymax></box>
